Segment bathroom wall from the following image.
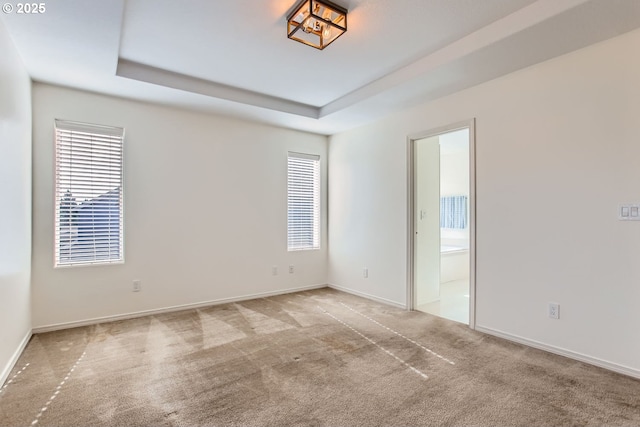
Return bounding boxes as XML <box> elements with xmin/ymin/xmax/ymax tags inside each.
<box><xmin>439</xmin><ymin>129</ymin><xmax>470</xmax><ymax>249</ymax></box>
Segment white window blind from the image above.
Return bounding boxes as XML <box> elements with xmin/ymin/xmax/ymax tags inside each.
<box><xmin>287</xmin><ymin>152</ymin><xmax>320</xmax><ymax>251</ymax></box>
<box><xmin>54</xmin><ymin>120</ymin><xmax>124</xmax><ymax>267</ymax></box>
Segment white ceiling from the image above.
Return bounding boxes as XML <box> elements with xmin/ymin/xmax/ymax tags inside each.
<box><xmin>2</xmin><ymin>0</ymin><xmax>640</xmax><ymax>135</ymax></box>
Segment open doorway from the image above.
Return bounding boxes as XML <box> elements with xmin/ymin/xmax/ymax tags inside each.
<box><xmin>408</xmin><ymin>121</ymin><xmax>475</xmax><ymax>327</ymax></box>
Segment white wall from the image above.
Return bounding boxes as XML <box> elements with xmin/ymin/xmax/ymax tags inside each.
<box><xmin>327</xmin><ymin>118</ymin><xmax>408</xmax><ymax>307</ymax></box>
<box><xmin>32</xmin><ymin>84</ymin><xmax>328</xmax><ymax>329</ymax></box>
<box><xmin>439</xmin><ymin>130</ymin><xmax>469</xmax><ymax>199</ymax></box>
<box><xmin>440</xmin><ymin>130</ymin><xmax>470</xmax><ymax>246</ymax></box>
<box><xmin>440</xmin><ymin>150</ymin><xmax>468</xmax><ymax>198</ymax></box>
<box><xmin>0</xmin><ymin>19</ymin><xmax>32</xmax><ymax>383</ymax></box>
<box><xmin>328</xmin><ymin>28</ymin><xmax>640</xmax><ymax>376</ymax></box>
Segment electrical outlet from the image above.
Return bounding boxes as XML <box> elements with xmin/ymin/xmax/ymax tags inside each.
<box><xmin>133</xmin><ymin>280</ymin><xmax>141</xmax><ymax>292</ymax></box>
<box><xmin>289</xmin><ymin>265</ymin><xmax>294</xmax><ymax>274</ymax></box>
<box><xmin>548</xmin><ymin>302</ymin><xmax>559</xmax><ymax>319</ymax></box>
<box><xmin>363</xmin><ymin>268</ymin><xmax>368</xmax><ymax>278</ymax></box>
<box><xmin>272</xmin><ymin>266</ymin><xmax>278</xmax><ymax>275</ymax></box>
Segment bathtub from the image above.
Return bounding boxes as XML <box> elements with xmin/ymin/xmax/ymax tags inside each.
<box><xmin>441</xmin><ymin>245</ymin><xmax>469</xmax><ymax>283</ymax></box>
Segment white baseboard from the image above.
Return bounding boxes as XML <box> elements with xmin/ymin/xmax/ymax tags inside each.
<box><xmin>476</xmin><ymin>325</ymin><xmax>640</xmax><ymax>380</ymax></box>
<box><xmin>327</xmin><ymin>283</ymin><xmax>407</xmax><ymax>309</ymax></box>
<box><xmin>1</xmin><ymin>329</ymin><xmax>32</xmax><ymax>387</ymax></box>
<box><xmin>33</xmin><ymin>284</ymin><xmax>328</xmax><ymax>333</ymax></box>
<box><xmin>24</xmin><ymin>288</ymin><xmax>640</xmax><ymax>381</ymax></box>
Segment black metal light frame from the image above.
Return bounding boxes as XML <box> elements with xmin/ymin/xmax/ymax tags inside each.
<box><xmin>286</xmin><ymin>0</ymin><xmax>348</xmax><ymax>50</ymax></box>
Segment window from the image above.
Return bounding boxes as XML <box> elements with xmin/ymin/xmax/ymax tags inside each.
<box><xmin>440</xmin><ymin>195</ymin><xmax>468</xmax><ymax>229</ymax></box>
<box><xmin>287</xmin><ymin>152</ymin><xmax>320</xmax><ymax>251</ymax></box>
<box><xmin>54</xmin><ymin>120</ymin><xmax>124</xmax><ymax>267</ymax></box>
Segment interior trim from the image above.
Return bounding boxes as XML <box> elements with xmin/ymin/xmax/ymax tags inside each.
<box><xmin>1</xmin><ymin>330</ymin><xmax>32</xmax><ymax>387</ymax></box>
<box><xmin>476</xmin><ymin>325</ymin><xmax>640</xmax><ymax>380</ymax></box>
<box><xmin>406</xmin><ymin>119</ymin><xmax>477</xmax><ymax>329</ymax></box>
<box><xmin>33</xmin><ymin>284</ymin><xmax>327</xmax><ymax>334</ymax></box>
<box><xmin>116</xmin><ymin>59</ymin><xmax>320</xmax><ymax>119</ymax></box>
<box><xmin>327</xmin><ymin>283</ymin><xmax>406</xmax><ymax>309</ymax></box>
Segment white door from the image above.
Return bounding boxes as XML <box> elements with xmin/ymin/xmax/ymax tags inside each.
<box><xmin>414</xmin><ymin>135</ymin><xmax>440</xmax><ymax>306</ymax></box>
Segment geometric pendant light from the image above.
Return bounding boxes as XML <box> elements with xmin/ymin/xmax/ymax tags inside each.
<box><xmin>287</xmin><ymin>0</ymin><xmax>347</xmax><ymax>50</ymax></box>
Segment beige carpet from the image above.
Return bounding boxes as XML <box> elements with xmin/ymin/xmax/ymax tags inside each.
<box><xmin>1</xmin><ymin>288</ymin><xmax>639</xmax><ymax>426</ymax></box>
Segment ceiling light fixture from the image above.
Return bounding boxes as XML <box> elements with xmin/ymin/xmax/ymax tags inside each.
<box><xmin>287</xmin><ymin>0</ymin><xmax>347</xmax><ymax>50</ymax></box>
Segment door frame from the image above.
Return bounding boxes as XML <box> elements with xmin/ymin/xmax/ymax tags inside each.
<box><xmin>407</xmin><ymin>119</ymin><xmax>477</xmax><ymax>329</ymax></box>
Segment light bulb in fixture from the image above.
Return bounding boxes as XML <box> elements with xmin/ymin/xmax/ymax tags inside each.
<box><xmin>303</xmin><ymin>17</ymin><xmax>314</xmax><ymax>33</ymax></box>
<box><xmin>321</xmin><ymin>7</ymin><xmax>332</xmax><ymax>39</ymax></box>
<box><xmin>322</xmin><ymin>24</ymin><xmax>331</xmax><ymax>39</ymax></box>
<box><xmin>299</xmin><ymin>9</ymin><xmax>312</xmax><ymax>33</ymax></box>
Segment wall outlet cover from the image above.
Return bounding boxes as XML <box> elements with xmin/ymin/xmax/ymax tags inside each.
<box><xmin>548</xmin><ymin>302</ymin><xmax>559</xmax><ymax>319</ymax></box>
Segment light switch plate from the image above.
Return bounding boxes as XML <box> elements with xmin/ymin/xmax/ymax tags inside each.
<box><xmin>619</xmin><ymin>204</ymin><xmax>640</xmax><ymax>221</ymax></box>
